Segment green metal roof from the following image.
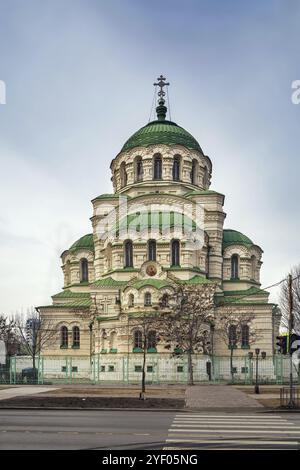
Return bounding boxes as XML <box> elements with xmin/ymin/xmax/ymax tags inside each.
<box><xmin>223</xmin><ymin>287</ymin><xmax>268</xmax><ymax>297</ymax></box>
<box><xmin>114</xmin><ymin>211</ymin><xmax>197</xmax><ymax>234</ymax></box>
<box><xmin>93</xmin><ymin>194</ymin><xmax>131</xmax><ymax>200</ymax></box>
<box><xmin>92</xmin><ymin>277</ymin><xmax>128</xmax><ymax>287</ymax></box>
<box><xmin>121</xmin><ymin>120</ymin><xmax>202</xmax><ymax>153</ymax></box>
<box><xmin>178</xmin><ymin>275</ymin><xmax>213</xmax><ymax>285</ymax></box>
<box><xmin>52</xmin><ymin>290</ymin><xmax>90</xmax><ymax>299</ymax></box>
<box><xmin>185</xmin><ymin>190</ymin><xmax>222</xmax><ymax>197</ymax></box>
<box><xmin>223</xmin><ymin>229</ymin><xmax>253</xmax><ymax>249</ymax></box>
<box><xmin>130</xmin><ymin>279</ymin><xmax>171</xmax><ymax>290</ymax></box>
<box><xmin>69</xmin><ymin>234</ymin><xmax>94</xmax><ymax>253</ymax></box>
<box><xmin>39</xmin><ymin>299</ymin><xmax>92</xmax><ymax>309</ymax></box>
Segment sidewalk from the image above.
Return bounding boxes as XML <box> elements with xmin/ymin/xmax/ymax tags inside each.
<box><xmin>185</xmin><ymin>385</ymin><xmax>263</xmax><ymax>409</ymax></box>
<box><xmin>0</xmin><ymin>386</ymin><xmax>59</xmax><ymax>401</ymax></box>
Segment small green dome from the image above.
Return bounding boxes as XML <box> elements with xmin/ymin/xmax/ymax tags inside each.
<box><xmin>121</xmin><ymin>120</ymin><xmax>203</xmax><ymax>153</ymax></box>
<box><xmin>69</xmin><ymin>234</ymin><xmax>94</xmax><ymax>252</ymax></box>
<box><xmin>223</xmin><ymin>229</ymin><xmax>253</xmax><ymax>248</ymax></box>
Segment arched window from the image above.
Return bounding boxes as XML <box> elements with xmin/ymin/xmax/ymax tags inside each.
<box><xmin>231</xmin><ymin>255</ymin><xmax>239</xmax><ymax>279</ymax></box>
<box><xmin>161</xmin><ymin>293</ymin><xmax>169</xmax><ymax>307</ymax></box>
<box><xmin>144</xmin><ymin>292</ymin><xmax>152</xmax><ymax>306</ymax></box>
<box><xmin>153</xmin><ymin>154</ymin><xmax>162</xmax><ymax>180</ymax></box>
<box><xmin>80</xmin><ymin>258</ymin><xmax>89</xmax><ymax>282</ymax></box>
<box><xmin>191</xmin><ymin>159</ymin><xmax>199</xmax><ymax>185</ymax></box>
<box><xmin>148</xmin><ymin>239</ymin><xmax>156</xmax><ymax>261</ymax></box>
<box><xmin>172</xmin><ymin>155</ymin><xmax>181</xmax><ymax>181</ymax></box>
<box><xmin>241</xmin><ymin>324</ymin><xmax>249</xmax><ymax>348</ymax></box>
<box><xmin>135</xmin><ymin>156</ymin><xmax>143</xmax><ymax>182</ymax></box>
<box><xmin>251</xmin><ymin>256</ymin><xmax>256</xmax><ymax>280</ymax></box>
<box><xmin>120</xmin><ymin>161</ymin><xmax>127</xmax><ymax>187</ymax></box>
<box><xmin>65</xmin><ymin>260</ymin><xmax>71</xmax><ymax>285</ymax></box>
<box><xmin>72</xmin><ymin>326</ymin><xmax>80</xmax><ymax>348</ymax></box>
<box><xmin>147</xmin><ymin>330</ymin><xmax>156</xmax><ymax>350</ymax></box>
<box><xmin>124</xmin><ymin>240</ymin><xmax>133</xmax><ymax>267</ymax></box>
<box><xmin>109</xmin><ymin>331</ymin><xmax>116</xmax><ymax>350</ymax></box>
<box><xmin>133</xmin><ymin>330</ymin><xmax>142</xmax><ymax>349</ymax></box>
<box><xmin>61</xmin><ymin>326</ymin><xmax>68</xmax><ymax>348</ymax></box>
<box><xmin>229</xmin><ymin>325</ymin><xmax>237</xmax><ymax>347</ymax></box>
<box><xmin>171</xmin><ymin>239</ymin><xmax>180</xmax><ymax>266</ymax></box>
<box><xmin>128</xmin><ymin>293</ymin><xmax>134</xmax><ymax>307</ymax></box>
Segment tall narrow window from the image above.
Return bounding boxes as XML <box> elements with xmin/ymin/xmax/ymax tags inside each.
<box><xmin>153</xmin><ymin>154</ymin><xmax>162</xmax><ymax>180</ymax></box>
<box><xmin>161</xmin><ymin>293</ymin><xmax>169</xmax><ymax>307</ymax></box>
<box><xmin>61</xmin><ymin>326</ymin><xmax>68</xmax><ymax>348</ymax></box>
<box><xmin>144</xmin><ymin>292</ymin><xmax>152</xmax><ymax>306</ymax></box>
<box><xmin>171</xmin><ymin>239</ymin><xmax>180</xmax><ymax>266</ymax></box>
<box><xmin>229</xmin><ymin>325</ymin><xmax>237</xmax><ymax>347</ymax></box>
<box><xmin>106</xmin><ymin>243</ymin><xmax>112</xmax><ymax>271</ymax></box>
<box><xmin>241</xmin><ymin>324</ymin><xmax>249</xmax><ymax>348</ymax></box>
<box><xmin>133</xmin><ymin>330</ymin><xmax>142</xmax><ymax>349</ymax></box>
<box><xmin>80</xmin><ymin>258</ymin><xmax>89</xmax><ymax>282</ymax></box>
<box><xmin>124</xmin><ymin>240</ymin><xmax>133</xmax><ymax>268</ymax></box>
<box><xmin>251</xmin><ymin>255</ymin><xmax>256</xmax><ymax>280</ymax></box>
<box><xmin>148</xmin><ymin>239</ymin><xmax>156</xmax><ymax>261</ymax></box>
<box><xmin>109</xmin><ymin>331</ymin><xmax>116</xmax><ymax>350</ymax></box>
<box><xmin>120</xmin><ymin>161</ymin><xmax>127</xmax><ymax>187</ymax></box>
<box><xmin>72</xmin><ymin>326</ymin><xmax>80</xmax><ymax>348</ymax></box>
<box><xmin>147</xmin><ymin>330</ymin><xmax>156</xmax><ymax>350</ymax></box>
<box><xmin>135</xmin><ymin>156</ymin><xmax>143</xmax><ymax>182</ymax></box>
<box><xmin>173</xmin><ymin>155</ymin><xmax>180</xmax><ymax>181</ymax></box>
<box><xmin>203</xmin><ymin>166</ymin><xmax>208</xmax><ymax>187</ymax></box>
<box><xmin>65</xmin><ymin>260</ymin><xmax>71</xmax><ymax>285</ymax></box>
<box><xmin>128</xmin><ymin>293</ymin><xmax>134</xmax><ymax>307</ymax></box>
<box><xmin>191</xmin><ymin>159</ymin><xmax>199</xmax><ymax>185</ymax></box>
<box><xmin>231</xmin><ymin>255</ymin><xmax>239</xmax><ymax>279</ymax></box>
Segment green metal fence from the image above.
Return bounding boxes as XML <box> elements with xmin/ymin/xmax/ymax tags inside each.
<box><xmin>1</xmin><ymin>353</ymin><xmax>300</xmax><ymax>385</ymax></box>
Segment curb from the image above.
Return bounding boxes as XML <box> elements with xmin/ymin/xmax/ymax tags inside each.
<box><xmin>0</xmin><ymin>406</ymin><xmax>184</xmax><ymax>412</ymax></box>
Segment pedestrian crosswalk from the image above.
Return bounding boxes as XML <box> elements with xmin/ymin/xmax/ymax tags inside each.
<box><xmin>163</xmin><ymin>413</ymin><xmax>300</xmax><ymax>450</ymax></box>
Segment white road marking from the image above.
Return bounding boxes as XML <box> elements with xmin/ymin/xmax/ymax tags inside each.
<box><xmin>171</xmin><ymin>424</ymin><xmax>300</xmax><ymax>429</ymax></box>
<box><xmin>169</xmin><ymin>428</ymin><xmax>300</xmax><ymax>434</ymax></box>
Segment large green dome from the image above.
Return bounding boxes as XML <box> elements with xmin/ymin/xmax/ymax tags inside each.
<box><xmin>121</xmin><ymin>120</ymin><xmax>203</xmax><ymax>153</ymax></box>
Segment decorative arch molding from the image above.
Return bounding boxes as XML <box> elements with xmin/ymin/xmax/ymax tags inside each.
<box><xmin>110</xmin><ymin>144</ymin><xmax>212</xmax><ymax>191</ymax></box>
<box><xmin>223</xmin><ymin>245</ymin><xmax>250</xmax><ymax>258</ymax></box>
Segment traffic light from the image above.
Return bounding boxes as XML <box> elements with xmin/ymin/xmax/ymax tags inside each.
<box><xmin>290</xmin><ymin>334</ymin><xmax>300</xmax><ymax>354</ymax></box>
<box><xmin>276</xmin><ymin>335</ymin><xmax>288</xmax><ymax>354</ymax></box>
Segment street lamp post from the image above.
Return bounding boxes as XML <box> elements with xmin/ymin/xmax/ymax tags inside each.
<box><xmin>249</xmin><ymin>349</ymin><xmax>266</xmax><ymax>394</ymax></box>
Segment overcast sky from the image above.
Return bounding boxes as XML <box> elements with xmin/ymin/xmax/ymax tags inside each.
<box><xmin>0</xmin><ymin>0</ymin><xmax>299</xmax><ymax>314</ymax></box>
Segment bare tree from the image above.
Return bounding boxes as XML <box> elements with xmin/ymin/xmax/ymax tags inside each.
<box><xmin>214</xmin><ymin>310</ymin><xmax>260</xmax><ymax>382</ymax></box>
<box><xmin>14</xmin><ymin>307</ymin><xmax>58</xmax><ymax>380</ymax></box>
<box><xmin>279</xmin><ymin>267</ymin><xmax>300</xmax><ymax>376</ymax></box>
<box><xmin>157</xmin><ymin>283</ymin><xmax>216</xmax><ymax>385</ymax></box>
<box><xmin>129</xmin><ymin>311</ymin><xmax>163</xmax><ymax>399</ymax></box>
<box><xmin>279</xmin><ymin>265</ymin><xmax>300</xmax><ymax>335</ymax></box>
<box><xmin>0</xmin><ymin>315</ymin><xmax>19</xmax><ymax>364</ymax></box>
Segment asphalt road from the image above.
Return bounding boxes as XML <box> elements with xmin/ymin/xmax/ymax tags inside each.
<box><xmin>1</xmin><ymin>409</ymin><xmax>300</xmax><ymax>450</ymax></box>
<box><xmin>0</xmin><ymin>409</ymin><xmax>175</xmax><ymax>450</ymax></box>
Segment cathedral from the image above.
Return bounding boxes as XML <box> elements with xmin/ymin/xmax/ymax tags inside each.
<box><xmin>39</xmin><ymin>77</ymin><xmax>277</xmax><ymax>382</ymax></box>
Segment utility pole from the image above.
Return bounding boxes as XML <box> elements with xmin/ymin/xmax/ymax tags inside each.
<box><xmin>288</xmin><ymin>274</ymin><xmax>296</xmax><ymax>408</ymax></box>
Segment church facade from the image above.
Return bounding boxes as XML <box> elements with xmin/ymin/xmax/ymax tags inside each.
<box><xmin>39</xmin><ymin>77</ymin><xmax>277</xmax><ymax>381</ymax></box>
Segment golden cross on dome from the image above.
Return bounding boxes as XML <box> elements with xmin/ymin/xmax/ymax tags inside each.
<box><xmin>153</xmin><ymin>75</ymin><xmax>169</xmax><ymax>99</ymax></box>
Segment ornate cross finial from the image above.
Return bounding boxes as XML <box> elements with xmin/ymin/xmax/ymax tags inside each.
<box><xmin>153</xmin><ymin>75</ymin><xmax>170</xmax><ymax>100</ymax></box>
<box><xmin>153</xmin><ymin>75</ymin><xmax>169</xmax><ymax>121</ymax></box>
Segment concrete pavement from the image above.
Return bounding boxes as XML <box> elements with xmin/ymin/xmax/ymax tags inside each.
<box><xmin>185</xmin><ymin>385</ymin><xmax>263</xmax><ymax>409</ymax></box>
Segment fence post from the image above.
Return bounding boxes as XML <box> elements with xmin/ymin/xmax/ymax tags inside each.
<box><xmin>10</xmin><ymin>356</ymin><xmax>16</xmax><ymax>384</ymax></box>
<box><xmin>275</xmin><ymin>354</ymin><xmax>283</xmax><ymax>385</ymax></box>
